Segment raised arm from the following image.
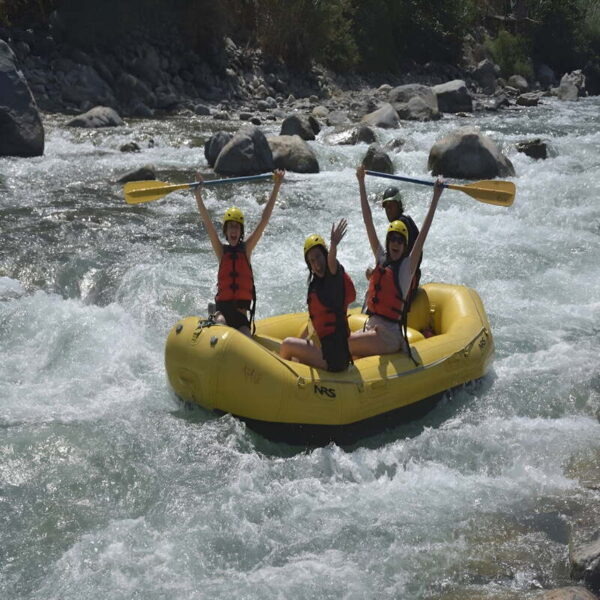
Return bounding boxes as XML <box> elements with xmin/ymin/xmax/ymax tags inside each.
<box><xmin>409</xmin><ymin>177</ymin><xmax>444</xmax><ymax>275</ymax></box>
<box><xmin>194</xmin><ymin>172</ymin><xmax>223</xmax><ymax>260</ymax></box>
<box><xmin>245</xmin><ymin>169</ymin><xmax>285</xmax><ymax>256</ymax></box>
<box><xmin>328</xmin><ymin>218</ymin><xmax>347</xmax><ymax>275</ymax></box>
<box><xmin>356</xmin><ymin>166</ymin><xmax>382</xmax><ymax>259</ymax></box>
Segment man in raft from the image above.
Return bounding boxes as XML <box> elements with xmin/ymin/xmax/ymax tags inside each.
<box><xmin>279</xmin><ymin>219</ymin><xmax>356</xmax><ymax>371</ymax></box>
<box><xmin>194</xmin><ymin>169</ymin><xmax>285</xmax><ymax>336</ymax></box>
<box><xmin>350</xmin><ymin>166</ymin><xmax>444</xmax><ymax>358</ymax></box>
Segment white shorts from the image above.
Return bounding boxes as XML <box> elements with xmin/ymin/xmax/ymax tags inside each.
<box><xmin>365</xmin><ymin>315</ymin><xmax>407</xmax><ymax>354</ymax></box>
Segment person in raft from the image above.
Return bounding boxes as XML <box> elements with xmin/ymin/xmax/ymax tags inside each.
<box><xmin>194</xmin><ymin>169</ymin><xmax>285</xmax><ymax>336</ymax></box>
<box><xmin>366</xmin><ymin>185</ymin><xmax>422</xmax><ymax>304</ymax></box>
<box><xmin>279</xmin><ymin>219</ymin><xmax>356</xmax><ymax>371</ymax></box>
<box><xmin>349</xmin><ymin>166</ymin><xmax>444</xmax><ymax>358</ymax></box>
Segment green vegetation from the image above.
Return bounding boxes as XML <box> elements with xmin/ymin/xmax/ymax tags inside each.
<box><xmin>1</xmin><ymin>0</ymin><xmax>599</xmax><ymax>77</ymax></box>
<box><xmin>485</xmin><ymin>30</ymin><xmax>533</xmax><ymax>78</ymax></box>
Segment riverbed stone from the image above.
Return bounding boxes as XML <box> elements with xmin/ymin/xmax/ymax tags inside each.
<box><xmin>571</xmin><ymin>537</ymin><xmax>600</xmax><ymax>594</ymax></box>
<box><xmin>204</xmin><ymin>131</ymin><xmax>233</xmax><ymax>168</ymax></box>
<box><xmin>0</xmin><ymin>39</ymin><xmax>44</xmax><ymax>157</ymax></box>
<box><xmin>516</xmin><ymin>138</ymin><xmax>549</xmax><ymax>159</ymax></box>
<box><xmin>214</xmin><ymin>125</ymin><xmax>274</xmax><ymax>176</ymax></box>
<box><xmin>361</xmin><ymin>144</ymin><xmax>393</xmax><ymax>173</ymax></box>
<box><xmin>280</xmin><ymin>114</ymin><xmax>315</xmax><ymax>140</ymax></box>
<box><xmin>537</xmin><ymin>587</ymin><xmax>598</xmax><ymax>600</ymax></box>
<box><xmin>66</xmin><ymin>106</ymin><xmax>124</xmax><ymax>128</ymax></box>
<box><xmin>117</xmin><ymin>165</ymin><xmax>156</xmax><ymax>183</ymax></box>
<box><xmin>267</xmin><ymin>134</ymin><xmax>319</xmax><ymax>173</ymax></box>
<box><xmin>361</xmin><ymin>102</ymin><xmax>400</xmax><ymax>129</ymax></box>
<box><xmin>428</xmin><ymin>126</ymin><xmax>515</xmax><ymax>179</ymax></box>
<box><xmin>432</xmin><ymin>79</ymin><xmax>473</xmax><ymax>113</ymax></box>
<box><xmin>389</xmin><ymin>84</ymin><xmax>440</xmax><ymax>121</ymax></box>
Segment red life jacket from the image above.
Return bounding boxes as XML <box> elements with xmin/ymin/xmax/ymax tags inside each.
<box><xmin>215</xmin><ymin>243</ymin><xmax>254</xmax><ymax>304</ymax></box>
<box><xmin>307</xmin><ymin>269</ymin><xmax>356</xmax><ymax>339</ymax></box>
<box><xmin>366</xmin><ymin>259</ymin><xmax>405</xmax><ymax>322</ymax></box>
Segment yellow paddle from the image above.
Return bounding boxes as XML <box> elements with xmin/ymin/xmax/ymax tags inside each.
<box><xmin>123</xmin><ymin>173</ymin><xmax>274</xmax><ymax>205</ymax></box>
<box><xmin>365</xmin><ymin>170</ymin><xmax>516</xmax><ymax>207</ymax></box>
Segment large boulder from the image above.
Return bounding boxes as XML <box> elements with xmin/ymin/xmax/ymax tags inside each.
<box><xmin>361</xmin><ymin>144</ymin><xmax>393</xmax><ymax>173</ymax></box>
<box><xmin>0</xmin><ymin>40</ymin><xmax>44</xmax><ymax>157</ymax></box>
<box><xmin>432</xmin><ymin>80</ymin><xmax>473</xmax><ymax>113</ymax></box>
<box><xmin>214</xmin><ymin>125</ymin><xmax>274</xmax><ymax>176</ymax></box>
<box><xmin>428</xmin><ymin>127</ymin><xmax>515</xmax><ymax>179</ymax></box>
<box><xmin>472</xmin><ymin>58</ymin><xmax>499</xmax><ymax>94</ymax></box>
<box><xmin>571</xmin><ymin>537</ymin><xmax>600</xmax><ymax>594</ymax></box>
<box><xmin>361</xmin><ymin>103</ymin><xmax>400</xmax><ymax>129</ymax></box>
<box><xmin>389</xmin><ymin>84</ymin><xmax>440</xmax><ymax>121</ymax></box>
<box><xmin>66</xmin><ymin>106</ymin><xmax>124</xmax><ymax>128</ymax></box>
<box><xmin>204</xmin><ymin>131</ymin><xmax>233</xmax><ymax>168</ymax></box>
<box><xmin>267</xmin><ymin>135</ymin><xmax>319</xmax><ymax>173</ymax></box>
<box><xmin>538</xmin><ymin>588</ymin><xmax>597</xmax><ymax>600</ymax></box>
<box><xmin>557</xmin><ymin>70</ymin><xmax>586</xmax><ymax>100</ymax></box>
<box><xmin>280</xmin><ymin>114</ymin><xmax>317</xmax><ymax>141</ymax></box>
<box><xmin>325</xmin><ymin>125</ymin><xmax>377</xmax><ymax>146</ymax></box>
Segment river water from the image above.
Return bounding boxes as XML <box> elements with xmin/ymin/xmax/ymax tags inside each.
<box><xmin>1</xmin><ymin>98</ymin><xmax>599</xmax><ymax>599</ymax></box>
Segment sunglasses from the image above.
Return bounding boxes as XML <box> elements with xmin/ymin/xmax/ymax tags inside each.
<box><xmin>388</xmin><ymin>233</ymin><xmax>405</xmax><ymax>244</ymax></box>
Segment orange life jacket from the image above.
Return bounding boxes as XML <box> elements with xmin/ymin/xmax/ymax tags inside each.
<box><xmin>215</xmin><ymin>243</ymin><xmax>254</xmax><ymax>304</ymax></box>
<box><xmin>307</xmin><ymin>269</ymin><xmax>356</xmax><ymax>340</ymax></box>
<box><xmin>366</xmin><ymin>258</ymin><xmax>405</xmax><ymax>322</ymax></box>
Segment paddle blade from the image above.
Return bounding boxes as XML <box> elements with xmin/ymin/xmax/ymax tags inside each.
<box><xmin>123</xmin><ymin>181</ymin><xmax>192</xmax><ymax>205</ymax></box>
<box><xmin>449</xmin><ymin>180</ymin><xmax>516</xmax><ymax>207</ymax></box>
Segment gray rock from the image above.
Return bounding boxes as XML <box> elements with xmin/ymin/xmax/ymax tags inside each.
<box><xmin>557</xmin><ymin>81</ymin><xmax>579</xmax><ymax>101</ymax></box>
<box><xmin>0</xmin><ymin>40</ymin><xmax>44</xmax><ymax>157</ymax></box>
<box><xmin>57</xmin><ymin>63</ymin><xmax>116</xmax><ymax>107</ymax></box>
<box><xmin>432</xmin><ymin>79</ymin><xmax>473</xmax><ymax>113</ymax></box>
<box><xmin>571</xmin><ymin>537</ymin><xmax>600</xmax><ymax>593</ymax></box>
<box><xmin>280</xmin><ymin>114</ymin><xmax>315</xmax><ymax>141</ymax></box>
<box><xmin>361</xmin><ymin>144</ymin><xmax>393</xmax><ymax>173</ymax></box>
<box><xmin>389</xmin><ymin>84</ymin><xmax>440</xmax><ymax>121</ymax></box>
<box><xmin>267</xmin><ymin>134</ymin><xmax>319</xmax><ymax>173</ymax></box>
<box><xmin>204</xmin><ymin>131</ymin><xmax>233</xmax><ymax>168</ymax></box>
<box><xmin>214</xmin><ymin>125</ymin><xmax>274</xmax><ymax>176</ymax></box>
<box><xmin>117</xmin><ymin>165</ymin><xmax>156</xmax><ymax>183</ymax></box>
<box><xmin>516</xmin><ymin>92</ymin><xmax>541</xmax><ymax>107</ymax></box>
<box><xmin>472</xmin><ymin>58</ymin><xmax>499</xmax><ymax>94</ymax></box>
<box><xmin>66</xmin><ymin>106</ymin><xmax>124</xmax><ymax>128</ymax></box>
<box><xmin>194</xmin><ymin>104</ymin><xmax>211</xmax><ymax>116</ymax></box>
<box><xmin>516</xmin><ymin>138</ymin><xmax>548</xmax><ymax>159</ymax></box>
<box><xmin>120</xmin><ymin>142</ymin><xmax>141</xmax><ymax>153</ymax></box>
<box><xmin>326</xmin><ymin>125</ymin><xmax>377</xmax><ymax>146</ymax></box>
<box><xmin>326</xmin><ymin>110</ymin><xmax>351</xmax><ymax>127</ymax></box>
<box><xmin>508</xmin><ymin>74</ymin><xmax>529</xmax><ymax>92</ymax></box>
<box><xmin>428</xmin><ymin>126</ymin><xmax>515</xmax><ymax>179</ymax></box>
<box><xmin>538</xmin><ymin>587</ymin><xmax>597</xmax><ymax>600</ymax></box>
<box><xmin>361</xmin><ymin>102</ymin><xmax>400</xmax><ymax>129</ymax></box>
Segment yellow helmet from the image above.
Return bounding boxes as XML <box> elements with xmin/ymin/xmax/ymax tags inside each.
<box><xmin>223</xmin><ymin>206</ymin><xmax>244</xmax><ymax>226</ymax></box>
<box><xmin>303</xmin><ymin>234</ymin><xmax>327</xmax><ymax>256</ymax></box>
<box><xmin>387</xmin><ymin>220</ymin><xmax>408</xmax><ymax>243</ymax></box>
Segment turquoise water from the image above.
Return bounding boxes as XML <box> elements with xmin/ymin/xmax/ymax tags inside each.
<box><xmin>1</xmin><ymin>98</ymin><xmax>599</xmax><ymax>599</ymax></box>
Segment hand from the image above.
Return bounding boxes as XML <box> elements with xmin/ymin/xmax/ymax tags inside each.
<box><xmin>356</xmin><ymin>165</ymin><xmax>366</xmax><ymax>183</ymax></box>
<box><xmin>272</xmin><ymin>169</ymin><xmax>285</xmax><ymax>185</ymax></box>
<box><xmin>330</xmin><ymin>218</ymin><xmax>347</xmax><ymax>248</ymax></box>
<box><xmin>195</xmin><ymin>171</ymin><xmax>204</xmax><ymax>184</ymax></box>
<box><xmin>365</xmin><ymin>267</ymin><xmax>373</xmax><ymax>280</ymax></box>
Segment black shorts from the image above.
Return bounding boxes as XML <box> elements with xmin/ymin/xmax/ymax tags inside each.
<box><xmin>321</xmin><ymin>330</ymin><xmax>351</xmax><ymax>372</ymax></box>
<box><xmin>215</xmin><ymin>300</ymin><xmax>250</xmax><ymax>330</ymax></box>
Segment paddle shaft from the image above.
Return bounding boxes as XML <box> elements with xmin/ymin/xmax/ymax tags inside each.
<box><xmin>193</xmin><ymin>173</ymin><xmax>273</xmax><ymax>187</ymax></box>
<box><xmin>366</xmin><ymin>170</ymin><xmax>441</xmax><ymax>189</ymax></box>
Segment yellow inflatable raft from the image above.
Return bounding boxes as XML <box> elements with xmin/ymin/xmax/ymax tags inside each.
<box><xmin>165</xmin><ymin>283</ymin><xmax>494</xmax><ymax>444</ymax></box>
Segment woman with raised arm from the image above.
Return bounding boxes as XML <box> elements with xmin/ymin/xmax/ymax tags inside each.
<box><xmin>194</xmin><ymin>169</ymin><xmax>285</xmax><ymax>336</ymax></box>
<box><xmin>349</xmin><ymin>166</ymin><xmax>444</xmax><ymax>358</ymax></box>
<box><xmin>280</xmin><ymin>219</ymin><xmax>356</xmax><ymax>371</ymax></box>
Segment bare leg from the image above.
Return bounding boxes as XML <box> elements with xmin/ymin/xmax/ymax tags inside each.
<box><xmin>349</xmin><ymin>329</ymin><xmax>396</xmax><ymax>358</ymax></box>
<box><xmin>280</xmin><ymin>337</ymin><xmax>328</xmax><ymax>370</ymax></box>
